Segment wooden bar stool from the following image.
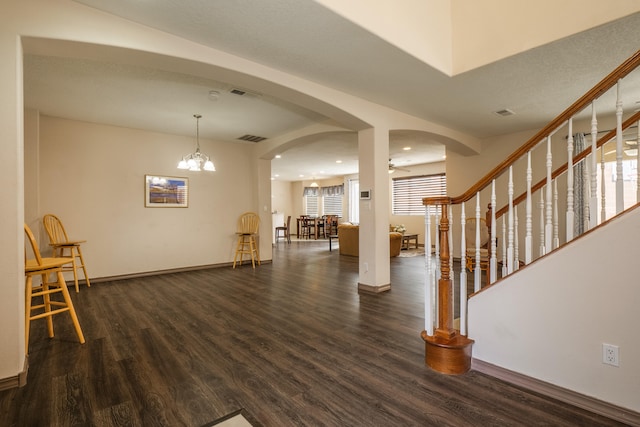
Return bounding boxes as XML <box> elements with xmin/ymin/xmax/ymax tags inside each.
<box><xmin>233</xmin><ymin>212</ymin><xmax>261</xmax><ymax>268</ymax></box>
<box><xmin>43</xmin><ymin>214</ymin><xmax>91</xmax><ymax>293</ymax></box>
<box><xmin>24</xmin><ymin>224</ymin><xmax>85</xmax><ymax>354</ymax></box>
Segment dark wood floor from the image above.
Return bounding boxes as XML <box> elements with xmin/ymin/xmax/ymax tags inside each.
<box><xmin>0</xmin><ymin>240</ymin><xmax>626</xmax><ymax>426</ymax></box>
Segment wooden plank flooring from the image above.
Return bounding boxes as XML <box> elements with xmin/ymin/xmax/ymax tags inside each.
<box><xmin>0</xmin><ymin>241</ymin><xmax>626</xmax><ymax>426</ymax></box>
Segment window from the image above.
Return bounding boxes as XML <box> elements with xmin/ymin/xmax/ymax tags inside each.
<box><xmin>304</xmin><ymin>186</ymin><xmax>319</xmax><ymax>216</ymax></box>
<box><xmin>323</xmin><ymin>195</ymin><xmax>342</xmax><ymax>216</ymax></box>
<box><xmin>392</xmin><ymin>173</ymin><xmax>446</xmax><ymax>215</ymax></box>
<box><xmin>305</xmin><ymin>195</ymin><xmax>318</xmax><ymax>216</ymax></box>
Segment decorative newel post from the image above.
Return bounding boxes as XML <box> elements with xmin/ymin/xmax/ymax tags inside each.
<box><xmin>421</xmin><ymin>197</ymin><xmax>474</xmax><ymax>375</ymax></box>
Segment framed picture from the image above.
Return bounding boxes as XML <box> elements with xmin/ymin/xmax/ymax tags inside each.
<box><xmin>144</xmin><ymin>175</ymin><xmax>188</xmax><ymax>207</ymax></box>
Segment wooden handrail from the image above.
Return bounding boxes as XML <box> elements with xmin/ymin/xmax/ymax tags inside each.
<box><xmin>423</xmin><ymin>49</ymin><xmax>640</xmax><ymax>207</ymax></box>
<box><xmin>494</xmin><ymin>110</ymin><xmax>640</xmax><ymax>218</ymax></box>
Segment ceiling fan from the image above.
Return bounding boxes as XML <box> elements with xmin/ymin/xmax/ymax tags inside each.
<box><xmin>388</xmin><ymin>159</ymin><xmax>411</xmax><ymax>173</ymax></box>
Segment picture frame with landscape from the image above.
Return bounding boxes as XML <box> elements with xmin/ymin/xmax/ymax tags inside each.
<box><xmin>144</xmin><ymin>175</ymin><xmax>188</xmax><ymax>207</ymax></box>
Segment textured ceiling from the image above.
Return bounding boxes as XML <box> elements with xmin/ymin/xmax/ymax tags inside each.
<box><xmin>22</xmin><ymin>1</ymin><xmax>640</xmax><ymax>180</ymax></box>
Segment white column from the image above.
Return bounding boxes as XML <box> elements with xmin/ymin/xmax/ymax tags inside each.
<box><xmin>357</xmin><ymin>127</ymin><xmax>390</xmax><ymax>292</ymax></box>
<box><xmin>257</xmin><ymin>158</ymin><xmax>273</xmax><ymax>260</ymax></box>
<box><xmin>0</xmin><ymin>33</ymin><xmax>26</xmax><ymax>380</ymax></box>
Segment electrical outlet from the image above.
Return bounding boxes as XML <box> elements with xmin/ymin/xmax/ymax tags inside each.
<box><xmin>602</xmin><ymin>343</ymin><xmax>619</xmax><ymax>367</ymax></box>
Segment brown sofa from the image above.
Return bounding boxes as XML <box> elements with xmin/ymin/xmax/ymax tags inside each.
<box><xmin>337</xmin><ymin>223</ymin><xmax>402</xmax><ymax>257</ymax></box>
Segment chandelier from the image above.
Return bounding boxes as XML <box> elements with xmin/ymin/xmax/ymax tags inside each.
<box><xmin>177</xmin><ymin>114</ymin><xmax>216</xmax><ymax>171</ymax></box>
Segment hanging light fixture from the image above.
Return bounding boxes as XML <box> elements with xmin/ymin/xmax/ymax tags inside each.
<box><xmin>177</xmin><ymin>114</ymin><xmax>216</xmax><ymax>172</ymax></box>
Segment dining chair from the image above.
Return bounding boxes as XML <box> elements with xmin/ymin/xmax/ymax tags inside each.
<box><xmin>43</xmin><ymin>214</ymin><xmax>91</xmax><ymax>293</ymax></box>
<box><xmin>327</xmin><ymin>215</ymin><xmax>339</xmax><ymax>236</ymax></box>
<box><xmin>303</xmin><ymin>217</ymin><xmax>316</xmax><ymax>239</ymax></box>
<box><xmin>275</xmin><ymin>215</ymin><xmax>291</xmax><ymax>243</ymax></box>
<box><xmin>317</xmin><ymin>215</ymin><xmax>326</xmax><ymax>238</ymax></box>
<box><xmin>233</xmin><ymin>212</ymin><xmax>261</xmax><ymax>268</ymax></box>
<box><xmin>24</xmin><ymin>223</ymin><xmax>85</xmax><ymax>354</ymax></box>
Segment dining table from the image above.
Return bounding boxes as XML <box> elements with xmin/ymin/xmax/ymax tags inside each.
<box><xmin>296</xmin><ymin>216</ymin><xmax>321</xmax><ymax>239</ymax></box>
<box><xmin>295</xmin><ymin>216</ymin><xmax>341</xmax><ymax>239</ymax></box>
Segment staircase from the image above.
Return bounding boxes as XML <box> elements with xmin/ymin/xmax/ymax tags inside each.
<box><xmin>421</xmin><ymin>49</ymin><xmax>640</xmax><ymax>423</ymax></box>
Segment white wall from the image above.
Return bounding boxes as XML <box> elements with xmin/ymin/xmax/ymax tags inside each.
<box><xmin>271</xmin><ymin>180</ymin><xmax>293</xmax><ymax>220</ymax></box>
<box><xmin>469</xmin><ymin>207</ymin><xmax>640</xmax><ymax>412</ymax></box>
<box><xmin>38</xmin><ymin>115</ymin><xmax>255</xmax><ymax>278</ymax></box>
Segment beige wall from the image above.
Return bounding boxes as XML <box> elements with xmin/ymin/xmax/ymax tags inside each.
<box><xmin>271</xmin><ymin>180</ymin><xmax>294</xmax><ymax>220</ymax></box>
<box><xmin>37</xmin><ymin>115</ymin><xmax>255</xmax><ymax>278</ymax></box>
<box><xmin>319</xmin><ymin>0</ymin><xmax>640</xmax><ymax>75</ymax></box>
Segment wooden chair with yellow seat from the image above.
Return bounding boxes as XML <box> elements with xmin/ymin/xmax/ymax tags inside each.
<box><xmin>42</xmin><ymin>214</ymin><xmax>90</xmax><ymax>293</ymax></box>
<box><xmin>24</xmin><ymin>223</ymin><xmax>85</xmax><ymax>354</ymax></box>
<box><xmin>233</xmin><ymin>212</ymin><xmax>261</xmax><ymax>268</ymax></box>
<box><xmin>465</xmin><ymin>217</ymin><xmax>490</xmax><ymax>284</ymax></box>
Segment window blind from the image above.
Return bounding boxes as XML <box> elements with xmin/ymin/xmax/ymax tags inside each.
<box><xmin>392</xmin><ymin>173</ymin><xmax>446</xmax><ymax>215</ymax></box>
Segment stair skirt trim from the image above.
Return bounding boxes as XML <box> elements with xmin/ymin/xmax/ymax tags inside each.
<box><xmin>472</xmin><ymin>359</ymin><xmax>639</xmax><ymax>426</ymax></box>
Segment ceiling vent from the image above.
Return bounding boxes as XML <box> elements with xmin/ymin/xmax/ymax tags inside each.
<box><xmin>237</xmin><ymin>134</ymin><xmax>267</xmax><ymax>143</ymax></box>
<box><xmin>229</xmin><ymin>87</ymin><xmax>262</xmax><ymax>98</ymax></box>
<box><xmin>493</xmin><ymin>108</ymin><xmax>515</xmax><ymax>117</ymax></box>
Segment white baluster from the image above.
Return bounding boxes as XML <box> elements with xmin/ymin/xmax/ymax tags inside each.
<box><xmin>514</xmin><ymin>205</ymin><xmax>519</xmax><ymax>271</ymax></box>
<box><xmin>507</xmin><ymin>166</ymin><xmax>514</xmax><ymax>274</ymax></box>
<box><xmin>583</xmin><ymin>156</ymin><xmax>590</xmax><ymax>232</ymax></box>
<box><xmin>435</xmin><ymin>210</ymin><xmax>441</xmax><ymax>282</ymax></box>
<box><xmin>590</xmin><ymin>102</ymin><xmax>599</xmax><ymax>229</ymax></box>
<box><xmin>553</xmin><ymin>179</ymin><xmax>559</xmax><ymax>249</ymax></box>
<box><xmin>490</xmin><ymin>180</ymin><xmax>497</xmax><ymax>283</ymax></box>
<box><xmin>425</xmin><ymin>205</ymin><xmax>433</xmax><ymax>336</ymax></box>
<box><xmin>616</xmin><ymin>80</ymin><xmax>624</xmax><ymax>214</ymax></box>
<box><xmin>545</xmin><ymin>136</ymin><xmax>553</xmax><ymax>252</ymax></box>
<box><xmin>459</xmin><ymin>203</ymin><xmax>467</xmax><ymax>336</ymax></box>
<box><xmin>566</xmin><ymin>118</ymin><xmax>574</xmax><ymax>242</ymax></box>
<box><xmin>502</xmin><ymin>218</ymin><xmax>507</xmax><ymax>277</ymax></box>
<box><xmin>637</xmin><ymin>120</ymin><xmax>640</xmax><ymax>203</ymax></box>
<box><xmin>539</xmin><ymin>190</ymin><xmax>545</xmax><ymax>256</ymax></box>
<box><xmin>525</xmin><ymin>152</ymin><xmax>533</xmax><ymax>264</ymax></box>
<box><xmin>474</xmin><ymin>194</ymin><xmax>481</xmax><ymax>292</ymax></box>
<box><xmin>601</xmin><ymin>142</ymin><xmax>606</xmax><ymax>222</ymax></box>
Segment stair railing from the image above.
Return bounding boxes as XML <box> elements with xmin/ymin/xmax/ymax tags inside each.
<box><xmin>421</xmin><ymin>49</ymin><xmax>640</xmax><ymax>374</ymax></box>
